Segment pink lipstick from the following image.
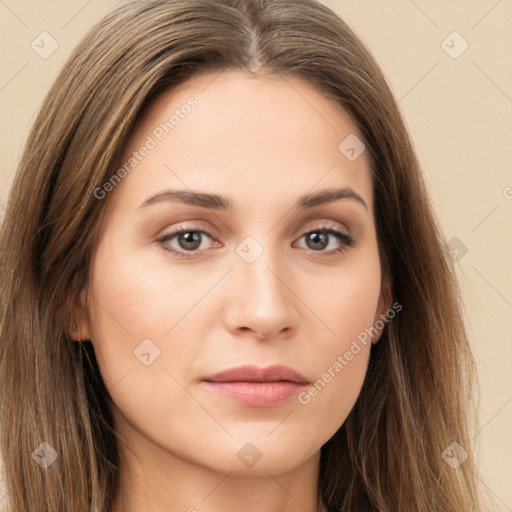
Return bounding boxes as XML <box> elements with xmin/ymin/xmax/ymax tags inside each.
<box><xmin>201</xmin><ymin>364</ymin><xmax>309</xmax><ymax>407</ymax></box>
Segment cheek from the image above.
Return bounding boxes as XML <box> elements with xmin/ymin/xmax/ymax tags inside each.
<box><xmin>294</xmin><ymin>316</ymin><xmax>375</xmax><ymax>444</ymax></box>
<box><xmin>297</xmin><ymin>249</ymin><xmax>381</xmax><ymax>423</ymax></box>
<box><xmin>85</xmin><ymin>239</ymin><xmax>185</xmax><ymax>389</ymax></box>
<box><xmin>85</xmin><ymin>249</ymin><xmax>199</xmax><ymax>438</ymax></box>
<box><xmin>313</xmin><ymin>245</ymin><xmax>382</xmax><ymax>344</ymax></box>
<box><xmin>297</xmin><ymin>349</ymin><xmax>370</xmax><ymax>457</ymax></box>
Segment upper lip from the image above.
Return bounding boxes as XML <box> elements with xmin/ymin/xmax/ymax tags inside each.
<box><xmin>202</xmin><ymin>365</ymin><xmax>310</xmax><ymax>384</ymax></box>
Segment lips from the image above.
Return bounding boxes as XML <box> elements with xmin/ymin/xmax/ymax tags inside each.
<box><xmin>202</xmin><ymin>364</ymin><xmax>310</xmax><ymax>385</ymax></box>
<box><xmin>201</xmin><ymin>365</ymin><xmax>310</xmax><ymax>407</ymax></box>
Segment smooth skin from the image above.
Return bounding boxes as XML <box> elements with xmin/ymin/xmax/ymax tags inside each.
<box><xmin>73</xmin><ymin>70</ymin><xmax>391</xmax><ymax>512</ymax></box>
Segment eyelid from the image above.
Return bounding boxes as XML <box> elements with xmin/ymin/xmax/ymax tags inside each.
<box><xmin>156</xmin><ymin>222</ymin><xmax>219</xmax><ymax>254</ymax></box>
<box><xmin>293</xmin><ymin>222</ymin><xmax>355</xmax><ymax>253</ymax></box>
<box><xmin>296</xmin><ymin>219</ymin><xmax>351</xmax><ymax>237</ymax></box>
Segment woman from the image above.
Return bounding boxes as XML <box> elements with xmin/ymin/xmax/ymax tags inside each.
<box><xmin>0</xmin><ymin>0</ymin><xmax>486</xmax><ymax>510</ymax></box>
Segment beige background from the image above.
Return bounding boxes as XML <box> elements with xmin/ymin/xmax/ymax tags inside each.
<box><xmin>1</xmin><ymin>1</ymin><xmax>511</xmax><ymax>510</ymax></box>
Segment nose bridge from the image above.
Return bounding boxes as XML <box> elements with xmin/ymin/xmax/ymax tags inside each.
<box><xmin>224</xmin><ymin>232</ymin><xmax>299</xmax><ymax>338</ymax></box>
<box><xmin>235</xmin><ymin>233</ymin><xmax>288</xmax><ymax>305</ymax></box>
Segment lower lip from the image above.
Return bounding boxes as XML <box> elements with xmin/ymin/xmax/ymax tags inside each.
<box><xmin>201</xmin><ymin>381</ymin><xmax>307</xmax><ymax>407</ymax></box>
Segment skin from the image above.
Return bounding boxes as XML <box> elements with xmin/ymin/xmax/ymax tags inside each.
<box><xmin>73</xmin><ymin>70</ymin><xmax>391</xmax><ymax>512</ymax></box>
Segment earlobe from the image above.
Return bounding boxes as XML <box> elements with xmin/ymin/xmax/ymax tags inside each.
<box><xmin>70</xmin><ymin>288</ymin><xmax>92</xmax><ymax>342</ymax></box>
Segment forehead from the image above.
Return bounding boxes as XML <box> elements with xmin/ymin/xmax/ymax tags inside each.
<box><xmin>106</xmin><ymin>70</ymin><xmax>373</xmax><ymax>215</ymax></box>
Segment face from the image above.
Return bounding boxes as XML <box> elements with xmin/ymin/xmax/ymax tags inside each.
<box><xmin>75</xmin><ymin>70</ymin><xmax>390</xmax><ymax>477</ymax></box>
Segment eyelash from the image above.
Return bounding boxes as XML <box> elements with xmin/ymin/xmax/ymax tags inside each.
<box><xmin>156</xmin><ymin>223</ymin><xmax>356</xmax><ymax>260</ymax></box>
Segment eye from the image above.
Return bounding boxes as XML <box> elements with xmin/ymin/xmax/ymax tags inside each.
<box><xmin>295</xmin><ymin>223</ymin><xmax>355</xmax><ymax>256</ymax></box>
<box><xmin>157</xmin><ymin>224</ymin><xmax>218</xmax><ymax>258</ymax></box>
<box><xmin>156</xmin><ymin>222</ymin><xmax>355</xmax><ymax>259</ymax></box>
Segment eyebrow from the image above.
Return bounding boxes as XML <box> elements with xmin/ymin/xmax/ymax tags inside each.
<box><xmin>139</xmin><ymin>187</ymin><xmax>368</xmax><ymax>211</ymax></box>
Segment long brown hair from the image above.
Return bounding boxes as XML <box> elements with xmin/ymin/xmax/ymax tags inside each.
<box><xmin>0</xmin><ymin>0</ymin><xmax>486</xmax><ymax>510</ymax></box>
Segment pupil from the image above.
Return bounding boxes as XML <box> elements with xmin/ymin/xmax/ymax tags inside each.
<box><xmin>179</xmin><ymin>232</ymin><xmax>201</xmax><ymax>250</ymax></box>
<box><xmin>308</xmin><ymin>231</ymin><xmax>328</xmax><ymax>250</ymax></box>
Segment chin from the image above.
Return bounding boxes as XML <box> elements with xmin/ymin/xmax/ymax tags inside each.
<box><xmin>187</xmin><ymin>433</ymin><xmax>320</xmax><ymax>476</ymax></box>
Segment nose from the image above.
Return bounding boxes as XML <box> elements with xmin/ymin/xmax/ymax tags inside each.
<box><xmin>222</xmin><ymin>246</ymin><xmax>300</xmax><ymax>341</ymax></box>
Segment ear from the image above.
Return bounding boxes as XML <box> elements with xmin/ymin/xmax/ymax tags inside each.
<box><xmin>69</xmin><ymin>287</ymin><xmax>92</xmax><ymax>342</ymax></box>
<box><xmin>371</xmin><ymin>276</ymin><xmax>393</xmax><ymax>345</ymax></box>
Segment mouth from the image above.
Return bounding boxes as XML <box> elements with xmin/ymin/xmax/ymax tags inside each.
<box><xmin>201</xmin><ymin>364</ymin><xmax>310</xmax><ymax>407</ymax></box>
